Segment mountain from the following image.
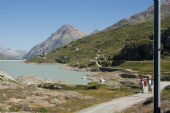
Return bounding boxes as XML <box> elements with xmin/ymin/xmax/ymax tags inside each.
<box><xmin>0</xmin><ymin>53</ymin><xmax>5</xmax><ymax>59</ymax></box>
<box><xmin>106</xmin><ymin>0</ymin><xmax>170</xmax><ymax>30</ymax></box>
<box><xmin>30</xmin><ymin>0</ymin><xmax>170</xmax><ymax>67</ymax></box>
<box><xmin>0</xmin><ymin>45</ymin><xmax>27</xmax><ymax>60</ymax></box>
<box><xmin>24</xmin><ymin>25</ymin><xmax>86</xmax><ymax>60</ymax></box>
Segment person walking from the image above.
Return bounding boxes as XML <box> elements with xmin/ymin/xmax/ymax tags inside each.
<box><xmin>148</xmin><ymin>78</ymin><xmax>153</xmax><ymax>93</ymax></box>
<box><xmin>140</xmin><ymin>78</ymin><xmax>144</xmax><ymax>93</ymax></box>
<box><xmin>143</xmin><ymin>78</ymin><xmax>148</xmax><ymax>93</ymax></box>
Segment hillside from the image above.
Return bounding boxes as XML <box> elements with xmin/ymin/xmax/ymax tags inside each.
<box><xmin>24</xmin><ymin>25</ymin><xmax>86</xmax><ymax>60</ymax></box>
<box><xmin>31</xmin><ymin>17</ymin><xmax>170</xmax><ymax>65</ymax></box>
<box><xmin>30</xmin><ymin>0</ymin><xmax>170</xmax><ymax>69</ymax></box>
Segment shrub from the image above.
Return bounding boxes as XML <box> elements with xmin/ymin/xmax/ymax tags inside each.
<box><xmin>39</xmin><ymin>108</ymin><xmax>49</xmax><ymax>113</ymax></box>
<box><xmin>113</xmin><ymin>39</ymin><xmax>153</xmax><ymax>60</ymax></box>
<box><xmin>73</xmin><ymin>85</ymin><xmax>88</xmax><ymax>90</ymax></box>
<box><xmin>112</xmin><ymin>60</ymin><xmax>125</xmax><ymax>66</ymax></box>
<box><xmin>55</xmin><ymin>56</ymin><xmax>69</xmax><ymax>64</ymax></box>
<box><xmin>119</xmin><ymin>74</ymin><xmax>137</xmax><ymax>78</ymax></box>
<box><xmin>87</xmin><ymin>82</ymin><xmax>105</xmax><ymax>89</ymax></box>
<box><xmin>165</xmin><ymin>85</ymin><xmax>170</xmax><ymax>90</ymax></box>
<box><xmin>161</xmin><ymin>74</ymin><xmax>170</xmax><ymax>81</ymax></box>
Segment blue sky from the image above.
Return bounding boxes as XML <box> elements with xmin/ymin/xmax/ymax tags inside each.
<box><xmin>0</xmin><ymin>0</ymin><xmax>153</xmax><ymax>51</ymax></box>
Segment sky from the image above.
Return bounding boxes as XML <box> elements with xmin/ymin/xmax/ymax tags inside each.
<box><xmin>0</xmin><ymin>0</ymin><xmax>153</xmax><ymax>51</ymax></box>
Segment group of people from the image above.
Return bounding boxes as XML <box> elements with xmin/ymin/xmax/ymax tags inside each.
<box><xmin>140</xmin><ymin>77</ymin><xmax>153</xmax><ymax>94</ymax></box>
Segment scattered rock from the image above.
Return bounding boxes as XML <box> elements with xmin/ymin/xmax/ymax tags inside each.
<box><xmin>6</xmin><ymin>98</ymin><xmax>23</xmax><ymax>104</ymax></box>
<box><xmin>17</xmin><ymin>76</ymin><xmax>48</xmax><ymax>86</ymax></box>
<box><xmin>49</xmin><ymin>98</ymin><xmax>65</xmax><ymax>105</ymax></box>
<box><xmin>59</xmin><ymin>91</ymin><xmax>84</xmax><ymax>100</ymax></box>
<box><xmin>0</xmin><ymin>103</ymin><xmax>11</xmax><ymax>111</ymax></box>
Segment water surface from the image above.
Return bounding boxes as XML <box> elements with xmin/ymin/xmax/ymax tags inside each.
<box><xmin>0</xmin><ymin>60</ymin><xmax>94</xmax><ymax>84</ymax></box>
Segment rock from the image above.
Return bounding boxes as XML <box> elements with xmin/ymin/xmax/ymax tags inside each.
<box><xmin>0</xmin><ymin>71</ymin><xmax>18</xmax><ymax>89</ymax></box>
<box><xmin>82</xmin><ymin>77</ymin><xmax>86</xmax><ymax>80</ymax></box>
<box><xmin>0</xmin><ymin>71</ymin><xmax>15</xmax><ymax>81</ymax></box>
<box><xmin>143</xmin><ymin>97</ymin><xmax>153</xmax><ymax>106</ymax></box>
<box><xmin>100</xmin><ymin>78</ymin><xmax>106</xmax><ymax>83</ymax></box>
<box><xmin>17</xmin><ymin>76</ymin><xmax>45</xmax><ymax>85</ymax></box>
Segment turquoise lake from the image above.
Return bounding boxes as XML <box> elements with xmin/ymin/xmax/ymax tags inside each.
<box><xmin>0</xmin><ymin>60</ymin><xmax>94</xmax><ymax>84</ymax></box>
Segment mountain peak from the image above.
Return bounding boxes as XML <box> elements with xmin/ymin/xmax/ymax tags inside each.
<box><xmin>60</xmin><ymin>24</ymin><xmax>74</xmax><ymax>28</ymax></box>
<box><xmin>24</xmin><ymin>25</ymin><xmax>86</xmax><ymax>60</ymax></box>
<box><xmin>57</xmin><ymin>25</ymin><xmax>75</xmax><ymax>33</ymax></box>
<box><xmin>58</xmin><ymin>25</ymin><xmax>74</xmax><ymax>31</ymax></box>
<box><xmin>51</xmin><ymin>25</ymin><xmax>85</xmax><ymax>37</ymax></box>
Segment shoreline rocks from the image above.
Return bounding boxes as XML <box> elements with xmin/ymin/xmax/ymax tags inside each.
<box><xmin>0</xmin><ymin>71</ymin><xmax>15</xmax><ymax>81</ymax></box>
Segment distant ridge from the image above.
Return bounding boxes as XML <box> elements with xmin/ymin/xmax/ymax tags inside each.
<box><xmin>106</xmin><ymin>0</ymin><xmax>170</xmax><ymax>30</ymax></box>
<box><xmin>0</xmin><ymin>45</ymin><xmax>26</xmax><ymax>60</ymax></box>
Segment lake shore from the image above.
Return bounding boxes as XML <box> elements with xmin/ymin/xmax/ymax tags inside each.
<box><xmin>0</xmin><ymin>70</ymin><xmax>140</xmax><ymax>113</ymax></box>
<box><xmin>24</xmin><ymin>60</ymin><xmax>97</xmax><ymax>72</ymax></box>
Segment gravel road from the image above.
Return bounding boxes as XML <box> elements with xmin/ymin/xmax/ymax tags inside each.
<box><xmin>77</xmin><ymin>82</ymin><xmax>170</xmax><ymax>113</ymax></box>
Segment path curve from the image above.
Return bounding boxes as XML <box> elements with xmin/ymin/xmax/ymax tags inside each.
<box><xmin>77</xmin><ymin>82</ymin><xmax>170</xmax><ymax>113</ymax></box>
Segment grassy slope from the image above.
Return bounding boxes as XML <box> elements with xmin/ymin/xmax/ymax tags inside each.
<box><xmin>31</xmin><ymin>17</ymin><xmax>170</xmax><ymax>73</ymax></box>
<box><xmin>115</xmin><ymin>60</ymin><xmax>170</xmax><ymax>74</ymax></box>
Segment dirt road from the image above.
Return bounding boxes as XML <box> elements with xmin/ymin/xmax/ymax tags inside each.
<box><xmin>77</xmin><ymin>82</ymin><xmax>170</xmax><ymax>113</ymax></box>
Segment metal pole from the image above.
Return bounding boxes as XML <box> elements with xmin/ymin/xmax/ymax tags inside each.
<box><xmin>153</xmin><ymin>0</ymin><xmax>161</xmax><ymax>113</ymax></box>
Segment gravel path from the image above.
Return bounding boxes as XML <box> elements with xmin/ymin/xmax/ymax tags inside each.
<box><xmin>77</xmin><ymin>82</ymin><xmax>170</xmax><ymax>113</ymax></box>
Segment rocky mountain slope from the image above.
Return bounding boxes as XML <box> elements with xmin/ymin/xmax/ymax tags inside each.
<box><xmin>106</xmin><ymin>0</ymin><xmax>170</xmax><ymax>30</ymax></box>
<box><xmin>24</xmin><ymin>25</ymin><xmax>86</xmax><ymax>60</ymax></box>
<box><xmin>0</xmin><ymin>45</ymin><xmax>26</xmax><ymax>60</ymax></box>
<box><xmin>31</xmin><ymin>0</ymin><xmax>170</xmax><ymax>68</ymax></box>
